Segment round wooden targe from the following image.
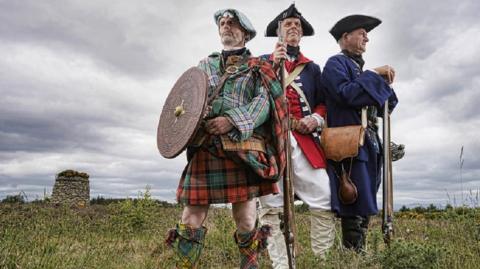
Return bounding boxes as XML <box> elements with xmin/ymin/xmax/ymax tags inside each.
<box><xmin>157</xmin><ymin>67</ymin><xmax>208</xmax><ymax>158</ymax></box>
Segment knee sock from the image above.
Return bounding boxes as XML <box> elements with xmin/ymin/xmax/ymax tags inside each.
<box><xmin>165</xmin><ymin>223</ymin><xmax>207</xmax><ymax>269</ymax></box>
<box><xmin>234</xmin><ymin>225</ymin><xmax>272</xmax><ymax>269</ymax></box>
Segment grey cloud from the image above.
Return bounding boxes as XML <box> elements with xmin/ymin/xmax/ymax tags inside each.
<box><xmin>1</xmin><ymin>0</ymin><xmax>479</xmax><ymax>208</ymax></box>
<box><xmin>0</xmin><ymin>113</ymin><xmax>103</xmax><ymax>152</ymax></box>
<box><xmin>0</xmin><ymin>93</ymin><xmax>116</xmax><ymax>155</ymax></box>
<box><xmin>0</xmin><ymin>0</ymin><xmax>177</xmax><ymax>78</ymax></box>
<box><xmin>382</xmin><ymin>1</ymin><xmax>470</xmax><ymax>60</ymax></box>
<box><xmin>364</xmin><ymin>0</ymin><xmax>480</xmax><ymax>90</ymax></box>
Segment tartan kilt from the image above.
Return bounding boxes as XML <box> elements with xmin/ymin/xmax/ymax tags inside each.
<box><xmin>176</xmin><ymin>145</ymin><xmax>279</xmax><ymax>205</ymax></box>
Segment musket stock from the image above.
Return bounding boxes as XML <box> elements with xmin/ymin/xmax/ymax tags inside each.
<box><xmin>278</xmin><ymin>21</ymin><xmax>296</xmax><ymax>269</ymax></box>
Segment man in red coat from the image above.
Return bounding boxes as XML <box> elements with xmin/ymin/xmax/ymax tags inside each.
<box><xmin>258</xmin><ymin>4</ymin><xmax>335</xmax><ymax>266</ymax></box>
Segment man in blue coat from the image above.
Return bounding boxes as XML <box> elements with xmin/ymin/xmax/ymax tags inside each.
<box><xmin>321</xmin><ymin>15</ymin><xmax>398</xmax><ymax>251</ymax></box>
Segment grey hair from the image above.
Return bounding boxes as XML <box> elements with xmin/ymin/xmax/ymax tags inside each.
<box><xmin>337</xmin><ymin>35</ymin><xmax>347</xmax><ymax>49</ymax></box>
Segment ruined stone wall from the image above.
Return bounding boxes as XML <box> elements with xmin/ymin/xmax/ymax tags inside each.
<box><xmin>51</xmin><ymin>170</ymin><xmax>90</xmax><ymax>207</ymax></box>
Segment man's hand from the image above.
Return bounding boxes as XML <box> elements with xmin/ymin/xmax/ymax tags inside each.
<box><xmin>205</xmin><ymin>116</ymin><xmax>234</xmax><ymax>135</ymax></box>
<box><xmin>272</xmin><ymin>41</ymin><xmax>287</xmax><ymax>65</ymax></box>
<box><xmin>373</xmin><ymin>65</ymin><xmax>396</xmax><ymax>84</ymax></box>
<box><xmin>296</xmin><ymin>117</ymin><xmax>318</xmax><ymax>134</ymax></box>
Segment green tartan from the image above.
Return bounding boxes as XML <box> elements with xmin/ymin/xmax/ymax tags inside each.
<box><xmin>165</xmin><ymin>223</ymin><xmax>207</xmax><ymax>269</ymax></box>
<box><xmin>176</xmin><ymin>51</ymin><xmax>287</xmax><ymax>205</ymax></box>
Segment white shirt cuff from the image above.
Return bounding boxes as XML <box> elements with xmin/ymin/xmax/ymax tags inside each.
<box><xmin>311</xmin><ymin>113</ymin><xmax>325</xmax><ymax>129</ymax></box>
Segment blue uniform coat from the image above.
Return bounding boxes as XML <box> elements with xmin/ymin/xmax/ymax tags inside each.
<box><xmin>260</xmin><ymin>54</ymin><xmax>325</xmax><ymax>108</ymax></box>
<box><xmin>260</xmin><ymin>54</ymin><xmax>328</xmax><ymax>168</ymax></box>
<box><xmin>321</xmin><ymin>53</ymin><xmax>398</xmax><ymax>217</ymax></box>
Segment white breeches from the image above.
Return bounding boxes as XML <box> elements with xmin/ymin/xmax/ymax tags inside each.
<box><xmin>258</xmin><ymin>136</ymin><xmax>336</xmax><ymax>268</ymax></box>
<box><xmin>260</xmin><ymin>135</ymin><xmax>331</xmax><ymax>210</ymax></box>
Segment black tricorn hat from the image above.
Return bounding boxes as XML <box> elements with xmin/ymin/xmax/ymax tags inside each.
<box><xmin>329</xmin><ymin>14</ymin><xmax>381</xmax><ymax>41</ymax></box>
<box><xmin>265</xmin><ymin>3</ymin><xmax>314</xmax><ymax>37</ymax></box>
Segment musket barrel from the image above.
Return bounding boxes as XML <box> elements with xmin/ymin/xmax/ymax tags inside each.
<box><xmin>278</xmin><ymin>20</ymin><xmax>296</xmax><ymax>269</ymax></box>
<box><xmin>382</xmin><ymin>101</ymin><xmax>394</xmax><ymax>244</ymax></box>
<box><xmin>383</xmin><ymin>101</ymin><xmax>389</xmax><ymax>227</ymax></box>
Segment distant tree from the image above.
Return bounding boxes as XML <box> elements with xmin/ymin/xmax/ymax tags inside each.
<box><xmin>90</xmin><ymin>196</ymin><xmax>107</xmax><ymax>205</ymax></box>
<box><xmin>427</xmin><ymin>204</ymin><xmax>438</xmax><ymax>212</ymax></box>
<box><xmin>90</xmin><ymin>196</ymin><xmax>126</xmax><ymax>205</ymax></box>
<box><xmin>399</xmin><ymin>205</ymin><xmax>409</xmax><ymax>212</ymax></box>
<box><xmin>1</xmin><ymin>194</ymin><xmax>26</xmax><ymax>204</ymax></box>
<box><xmin>90</xmin><ymin>195</ymin><xmax>176</xmax><ymax>207</ymax></box>
<box><xmin>413</xmin><ymin>206</ymin><xmax>426</xmax><ymax>214</ymax></box>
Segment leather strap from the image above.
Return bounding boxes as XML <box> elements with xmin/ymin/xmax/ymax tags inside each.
<box><xmin>285</xmin><ymin>63</ymin><xmax>322</xmax><ymax>145</ymax></box>
<box><xmin>325</xmin><ymin>108</ymin><xmax>367</xmax><ymax>128</ymax></box>
<box><xmin>290</xmin><ymin>81</ymin><xmax>311</xmax><ymax>111</ymax></box>
<box><xmin>206</xmin><ymin>56</ymin><xmax>250</xmax><ymax>105</ymax></box>
<box><xmin>285</xmin><ymin>63</ymin><xmax>306</xmax><ymax>88</ymax></box>
<box><xmin>361</xmin><ymin>107</ymin><xmax>367</xmax><ymax>128</ymax></box>
<box><xmin>285</xmin><ymin>64</ymin><xmax>311</xmax><ymax>110</ymax></box>
<box><xmin>206</xmin><ymin>74</ymin><xmax>229</xmax><ymax>105</ymax></box>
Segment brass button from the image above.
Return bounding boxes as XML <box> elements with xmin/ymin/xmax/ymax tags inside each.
<box><xmin>226</xmin><ymin>65</ymin><xmax>238</xmax><ymax>74</ymax></box>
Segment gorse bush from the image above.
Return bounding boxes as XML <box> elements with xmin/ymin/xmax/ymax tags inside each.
<box><xmin>108</xmin><ymin>187</ymin><xmax>157</xmax><ymax>233</ymax></box>
<box><xmin>379</xmin><ymin>240</ymin><xmax>447</xmax><ymax>269</ymax></box>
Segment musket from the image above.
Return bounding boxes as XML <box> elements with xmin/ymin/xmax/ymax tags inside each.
<box><xmin>278</xmin><ymin>21</ymin><xmax>296</xmax><ymax>269</ymax></box>
<box><xmin>382</xmin><ymin>101</ymin><xmax>394</xmax><ymax>245</ymax></box>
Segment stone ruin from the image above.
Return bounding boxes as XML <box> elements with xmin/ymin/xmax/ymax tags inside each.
<box><xmin>51</xmin><ymin>169</ymin><xmax>90</xmax><ymax>207</ymax></box>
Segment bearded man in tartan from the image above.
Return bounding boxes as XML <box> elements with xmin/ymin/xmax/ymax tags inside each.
<box><xmin>165</xmin><ymin>9</ymin><xmax>288</xmax><ymax>269</ymax></box>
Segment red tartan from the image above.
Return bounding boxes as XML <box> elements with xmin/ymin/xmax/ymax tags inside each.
<box><xmin>250</xmin><ymin>58</ymin><xmax>288</xmax><ymax>181</ymax></box>
<box><xmin>177</xmin><ymin>146</ymin><xmax>279</xmax><ymax>205</ymax></box>
<box><xmin>176</xmin><ymin>58</ymin><xmax>287</xmax><ymax>205</ymax></box>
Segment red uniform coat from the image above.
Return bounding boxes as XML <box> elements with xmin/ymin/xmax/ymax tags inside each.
<box><xmin>266</xmin><ymin>53</ymin><xmax>328</xmax><ymax>169</ymax></box>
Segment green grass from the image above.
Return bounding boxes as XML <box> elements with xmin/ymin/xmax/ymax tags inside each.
<box><xmin>0</xmin><ymin>200</ymin><xmax>479</xmax><ymax>269</ymax></box>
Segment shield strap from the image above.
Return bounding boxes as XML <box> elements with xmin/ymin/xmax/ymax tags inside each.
<box><xmin>191</xmin><ymin>55</ymin><xmax>251</xmax><ymax>148</ymax></box>
<box><xmin>206</xmin><ymin>55</ymin><xmax>250</xmax><ymax>105</ymax></box>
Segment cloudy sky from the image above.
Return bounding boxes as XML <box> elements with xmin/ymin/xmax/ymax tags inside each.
<box><xmin>1</xmin><ymin>0</ymin><xmax>479</xmax><ymax>208</ymax></box>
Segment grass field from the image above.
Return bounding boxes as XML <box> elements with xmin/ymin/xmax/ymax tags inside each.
<box><xmin>1</xmin><ymin>195</ymin><xmax>479</xmax><ymax>269</ymax></box>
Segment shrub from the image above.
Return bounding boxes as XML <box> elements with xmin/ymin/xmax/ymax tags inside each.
<box><xmin>295</xmin><ymin>201</ymin><xmax>310</xmax><ymax>213</ymax></box>
<box><xmin>1</xmin><ymin>193</ymin><xmax>26</xmax><ymax>204</ymax></box>
<box><xmin>379</xmin><ymin>240</ymin><xmax>446</xmax><ymax>269</ymax></box>
<box><xmin>108</xmin><ymin>187</ymin><xmax>157</xmax><ymax>233</ymax></box>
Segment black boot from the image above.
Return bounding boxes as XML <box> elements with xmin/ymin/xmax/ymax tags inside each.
<box><xmin>341</xmin><ymin>216</ymin><xmax>369</xmax><ymax>252</ymax></box>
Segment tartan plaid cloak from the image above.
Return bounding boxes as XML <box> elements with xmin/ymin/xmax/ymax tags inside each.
<box><xmin>176</xmin><ymin>51</ymin><xmax>288</xmax><ymax>205</ymax></box>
